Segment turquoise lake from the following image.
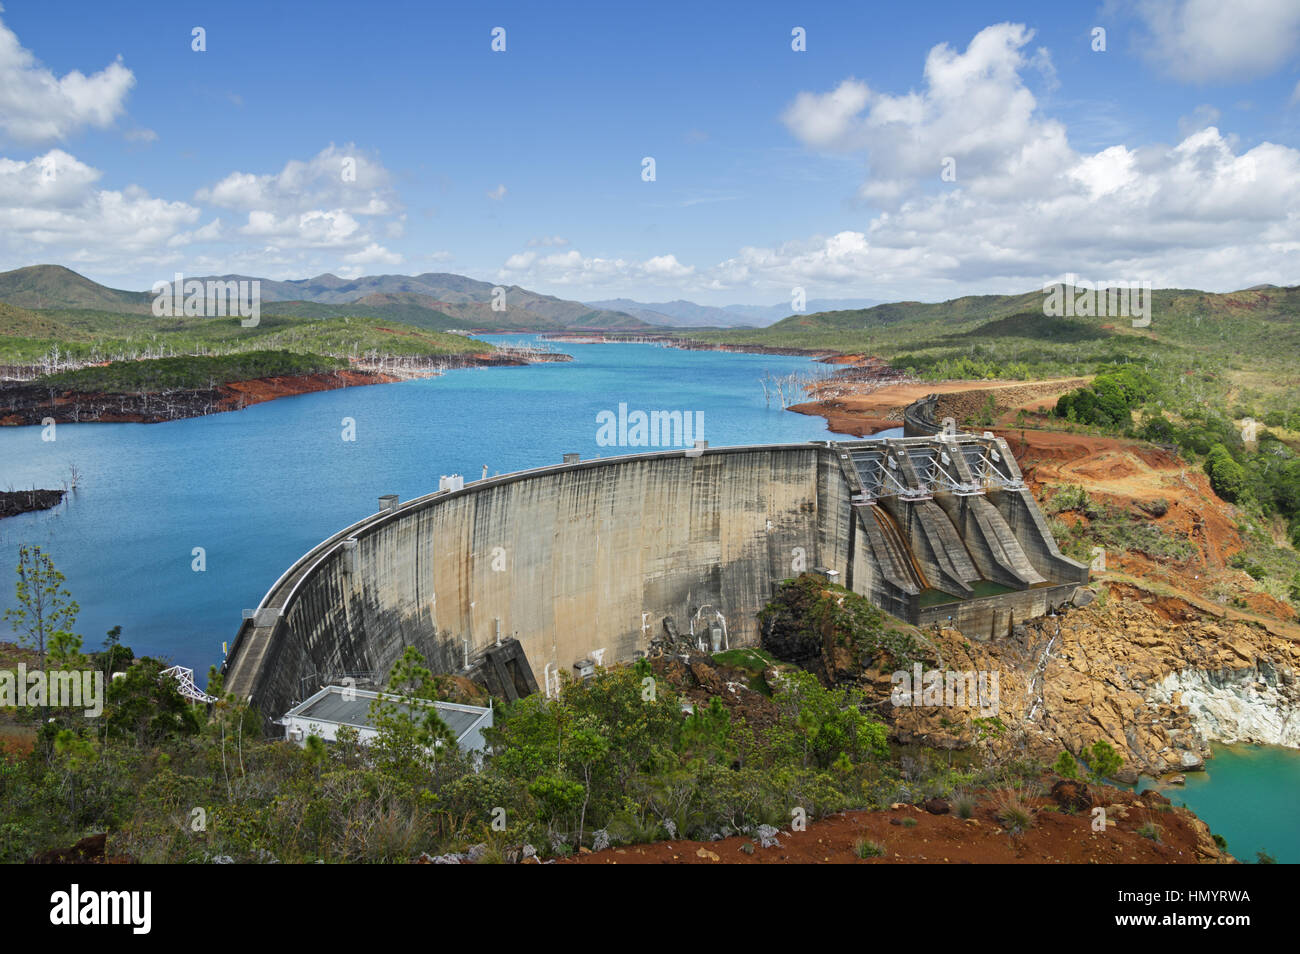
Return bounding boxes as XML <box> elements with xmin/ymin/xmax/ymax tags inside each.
<box><xmin>1137</xmin><ymin>744</ymin><xmax>1300</xmax><ymax>864</ymax></box>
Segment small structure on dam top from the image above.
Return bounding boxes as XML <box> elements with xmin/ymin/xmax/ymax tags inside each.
<box><xmin>223</xmin><ymin>428</ymin><xmax>1087</xmax><ymax>725</ymax></box>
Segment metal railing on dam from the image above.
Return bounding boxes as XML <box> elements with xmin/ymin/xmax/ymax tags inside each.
<box><xmin>225</xmin><ymin>437</ymin><xmax>1087</xmax><ymax>723</ymax></box>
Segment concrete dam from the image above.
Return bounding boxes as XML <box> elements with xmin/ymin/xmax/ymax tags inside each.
<box><xmin>223</xmin><ymin>433</ymin><xmax>1088</xmax><ymax>721</ymax></box>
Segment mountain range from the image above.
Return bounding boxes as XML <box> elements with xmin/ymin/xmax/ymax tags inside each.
<box><xmin>0</xmin><ymin>266</ymin><xmax>891</xmax><ymax>332</ymax></box>
<box><xmin>0</xmin><ymin>266</ymin><xmax>648</xmax><ymax>333</ymax></box>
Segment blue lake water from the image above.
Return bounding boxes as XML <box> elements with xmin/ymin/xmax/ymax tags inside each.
<box><xmin>0</xmin><ymin>336</ymin><xmax>870</xmax><ymax>673</ymax></box>
<box><xmin>1137</xmin><ymin>744</ymin><xmax>1300</xmax><ymax>864</ymax></box>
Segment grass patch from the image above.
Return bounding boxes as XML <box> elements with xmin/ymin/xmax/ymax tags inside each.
<box><xmin>992</xmin><ymin>789</ymin><xmax>1036</xmax><ymax>835</ymax></box>
<box><xmin>711</xmin><ymin>648</ymin><xmax>776</xmax><ymax>672</ymax></box>
<box><xmin>953</xmin><ymin>791</ymin><xmax>976</xmax><ymax>819</ymax></box>
<box><xmin>854</xmin><ymin>838</ymin><xmax>885</xmax><ymax>859</ymax></box>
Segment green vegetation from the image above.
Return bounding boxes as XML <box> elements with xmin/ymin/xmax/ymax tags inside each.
<box><xmin>992</xmin><ymin>789</ymin><xmax>1035</xmax><ymax>835</ymax></box>
<box><xmin>1054</xmin><ymin>365</ymin><xmax>1155</xmax><ymax>428</ymax></box>
<box><xmin>688</xmin><ymin>285</ymin><xmax>1300</xmax><ymax>404</ymax></box>
<box><xmin>1047</xmin><ymin>489</ymin><xmax>1197</xmax><ymax>566</ymax></box>
<box><xmin>760</xmin><ymin>574</ymin><xmax>923</xmax><ymax>671</ymax></box>
<box><xmin>1137</xmin><ymin>820</ymin><xmax>1162</xmax><ymax>842</ymax></box>
<box><xmin>1053</xmin><ymin>751</ymin><xmax>1080</xmax><ymax>780</ymax></box>
<box><xmin>3</xmin><ymin>544</ymin><xmax>80</xmax><ymax>671</ymax></box>
<box><xmin>1081</xmin><ymin>739</ymin><xmax>1124</xmax><ymax>784</ymax></box>
<box><xmin>36</xmin><ymin>351</ymin><xmax>345</xmax><ymax>393</ymax></box>
<box><xmin>854</xmin><ymin>837</ymin><xmax>885</xmax><ymax>858</ymax></box>
<box><xmin>711</xmin><ymin>647</ymin><xmax>777</xmax><ymax>695</ymax></box>
<box><xmin>711</xmin><ymin>647</ymin><xmax>776</xmax><ymax>670</ymax></box>
<box><xmin>0</xmin><ymin>555</ymin><xmax>1061</xmax><ymax>863</ymax></box>
<box><xmin>0</xmin><ymin>652</ymin><xmax>898</xmax><ymax>862</ymax></box>
<box><xmin>953</xmin><ymin>791</ymin><xmax>976</xmax><ymax>819</ymax></box>
<box><xmin>0</xmin><ymin>308</ymin><xmax>492</xmax><ymax>365</ymax></box>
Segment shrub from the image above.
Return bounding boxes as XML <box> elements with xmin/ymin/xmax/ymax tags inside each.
<box><xmin>953</xmin><ymin>790</ymin><xmax>976</xmax><ymax>819</ymax></box>
<box><xmin>1137</xmin><ymin>821</ymin><xmax>1162</xmax><ymax>842</ymax></box>
<box><xmin>854</xmin><ymin>838</ymin><xmax>885</xmax><ymax>858</ymax></box>
<box><xmin>992</xmin><ymin>791</ymin><xmax>1035</xmax><ymax>835</ymax></box>
<box><xmin>1053</xmin><ymin>751</ymin><xmax>1080</xmax><ymax>779</ymax></box>
<box><xmin>1047</xmin><ymin>484</ymin><xmax>1092</xmax><ymax>516</ymax></box>
<box><xmin>1082</xmin><ymin>739</ymin><xmax>1124</xmax><ymax>783</ymax></box>
<box><xmin>1205</xmin><ymin>443</ymin><xmax>1250</xmax><ymax>503</ymax></box>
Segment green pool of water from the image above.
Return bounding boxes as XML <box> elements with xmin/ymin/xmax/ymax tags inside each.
<box><xmin>918</xmin><ymin>580</ymin><xmax>1014</xmax><ymax>607</ymax></box>
<box><xmin>1137</xmin><ymin>743</ymin><xmax>1300</xmax><ymax>863</ymax></box>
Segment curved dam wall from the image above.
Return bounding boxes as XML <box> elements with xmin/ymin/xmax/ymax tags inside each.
<box><xmin>225</xmin><ymin>435</ymin><xmax>1087</xmax><ymax>722</ymax></box>
<box><xmin>225</xmin><ymin>444</ymin><xmax>849</xmax><ymax>719</ymax></box>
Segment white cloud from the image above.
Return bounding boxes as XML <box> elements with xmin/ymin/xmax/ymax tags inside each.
<box><xmin>196</xmin><ymin>144</ymin><xmax>396</xmax><ymax>217</ymax></box>
<box><xmin>709</xmin><ymin>232</ymin><xmax>874</xmax><ymax>288</ymax></box>
<box><xmin>0</xmin><ymin>150</ymin><xmax>201</xmax><ymax>264</ymax></box>
<box><xmin>241</xmin><ymin>209</ymin><xmax>362</xmax><ymax>247</ymax></box>
<box><xmin>1132</xmin><ymin>0</ymin><xmax>1300</xmax><ymax>82</ymax></box>
<box><xmin>782</xmin><ymin>24</ymin><xmax>1071</xmax><ymax>205</ymax></box>
<box><xmin>643</xmin><ymin>254</ymin><xmax>694</xmax><ymax>278</ymax></box>
<box><xmin>191</xmin><ymin>144</ymin><xmax>403</xmax><ymax>255</ymax></box>
<box><xmin>167</xmin><ymin>218</ymin><xmax>224</xmax><ymax>247</ymax></box>
<box><xmin>497</xmin><ymin>247</ymin><xmax>695</xmax><ymax>288</ymax></box>
<box><xmin>343</xmin><ymin>242</ymin><xmax>403</xmax><ymax>266</ymax></box>
<box><xmin>0</xmin><ymin>12</ymin><xmax>135</xmax><ymax>144</ymax></box>
<box><xmin>756</xmin><ymin>23</ymin><xmax>1300</xmax><ymax>299</ymax></box>
<box><xmin>781</xmin><ymin>79</ymin><xmax>873</xmax><ymax>151</ymax></box>
<box><xmin>486</xmin><ymin>183</ymin><xmax>507</xmax><ymax>201</ymax></box>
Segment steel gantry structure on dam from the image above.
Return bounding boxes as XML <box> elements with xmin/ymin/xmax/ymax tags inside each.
<box><xmin>835</xmin><ymin>433</ymin><xmax>1027</xmax><ymax>504</ymax></box>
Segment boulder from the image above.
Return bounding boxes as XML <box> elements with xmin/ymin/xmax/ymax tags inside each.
<box><xmin>1050</xmin><ymin>779</ymin><xmax>1093</xmax><ymax>812</ymax></box>
<box><xmin>1179</xmin><ymin>750</ymin><xmax>1205</xmax><ymax>771</ymax></box>
<box><xmin>755</xmin><ymin>824</ymin><xmax>782</xmax><ymax>849</ymax></box>
<box><xmin>923</xmin><ymin>797</ymin><xmax>950</xmax><ymax>815</ymax></box>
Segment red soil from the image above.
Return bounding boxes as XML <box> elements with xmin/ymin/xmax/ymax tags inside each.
<box><xmin>566</xmin><ymin>786</ymin><xmax>1224</xmax><ymax>864</ymax></box>
<box><xmin>216</xmin><ymin>370</ymin><xmax>398</xmax><ymax>412</ymax></box>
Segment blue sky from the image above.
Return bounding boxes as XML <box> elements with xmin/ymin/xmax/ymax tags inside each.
<box><xmin>2</xmin><ymin>0</ymin><xmax>1299</xmax><ymax>303</ymax></box>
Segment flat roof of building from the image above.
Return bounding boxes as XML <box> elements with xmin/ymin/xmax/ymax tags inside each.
<box><xmin>284</xmin><ymin>686</ymin><xmax>490</xmax><ymax>741</ymax></box>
